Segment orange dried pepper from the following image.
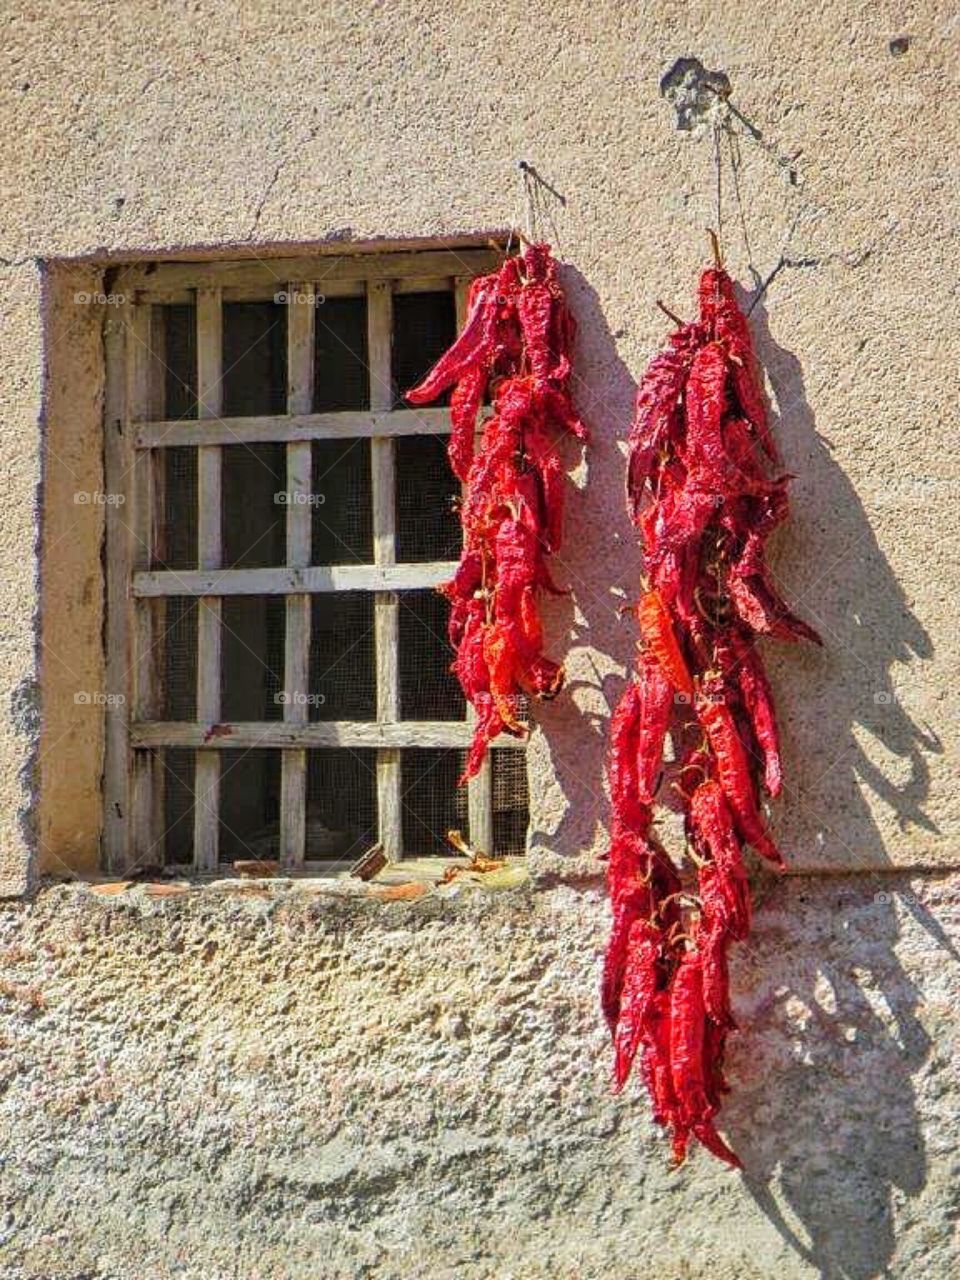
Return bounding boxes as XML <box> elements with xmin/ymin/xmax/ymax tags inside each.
<box><xmin>636</xmin><ymin>589</ymin><xmax>694</xmax><ymax>697</ymax></box>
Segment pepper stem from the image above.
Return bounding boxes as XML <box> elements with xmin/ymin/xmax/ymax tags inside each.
<box><xmin>655</xmin><ymin>299</ymin><xmax>685</xmax><ymax>327</ymax></box>
<box><xmin>707</xmin><ymin>227</ymin><xmax>724</xmax><ymax>270</ymax></box>
<box><xmin>667</xmin><ymin>924</ymin><xmax>695</xmax><ymax>949</ymax></box>
<box><xmin>661</xmin><ymin>891</ymin><xmax>700</xmax><ymax>910</ymax></box>
<box><xmin>685</xmin><ymin>844</ymin><xmax>708</xmax><ymax>869</ymax></box>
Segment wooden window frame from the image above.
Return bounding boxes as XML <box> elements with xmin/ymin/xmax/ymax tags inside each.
<box><xmin>102</xmin><ymin>247</ymin><xmax>525</xmax><ymax>876</ymax></box>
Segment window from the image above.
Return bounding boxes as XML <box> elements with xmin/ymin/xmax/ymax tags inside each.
<box><xmin>103</xmin><ymin>248</ymin><xmax>529</xmax><ymax>875</ymax></box>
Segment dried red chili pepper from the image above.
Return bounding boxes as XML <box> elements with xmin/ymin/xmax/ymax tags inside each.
<box><xmin>603</xmin><ymin>827</ymin><xmax>652</xmax><ymax>1032</ymax></box>
<box><xmin>726</xmin><ymin>532</ymin><xmax>822</xmax><ymax>645</ymax></box>
<box><xmin>688</xmin><ymin>780</ymin><xmax>751</xmax><ymax>941</ymax></box>
<box><xmin>606</xmin><ymin>815</ymin><xmax>651</xmax><ymax>897</ymax></box>
<box><xmin>625</xmin><ymin>322</ymin><xmax>702</xmax><ymax>519</ymax></box>
<box><xmin>407</xmin><ymin>243</ymin><xmax>586</xmax><ymax>780</ymax></box>
<box><xmin>406</xmin><ymin>275</ymin><xmax>498</xmax><ymax>406</ymax></box>
<box><xmin>696</xmin><ymin>675</ymin><xmax>782</xmax><ymax>867</ymax></box>
<box><xmin>517</xmin><ymin>277</ymin><xmax>555</xmax><ymax>387</ymax></box>
<box><xmin>636</xmin><ymin>589</ymin><xmax>694</xmax><ymax>697</ymax></box>
<box><xmin>608</xmin><ymin>681</ymin><xmax>643</xmax><ymax>814</ymax></box>
<box><xmin>605</xmin><ymin>254</ymin><xmax>819</xmax><ymax>1166</ymax></box>
<box><xmin>448</xmin><ymin>362</ymin><xmax>488</xmax><ymax>482</ymax></box>
<box><xmin>612</xmin><ymin>918</ymin><xmax>663</xmax><ymax>1090</ymax></box>
<box><xmin>683</xmin><ymin>341</ymin><xmax>732</xmax><ymax>483</ymax></box>
<box><xmin>603</xmin><ymin>888</ymin><xmax>653</xmax><ymax>1038</ymax></box>
<box><xmin>523</xmin><ymin>421</ymin><xmax>565</xmax><ymax>553</ymax></box>
<box><xmin>730</xmin><ymin>633</ymin><xmax>783</xmax><ymax>798</ymax></box>
<box><xmin>669</xmin><ymin>949</ymin><xmax>742</xmax><ymax>1167</ymax></box>
<box><xmin>642</xmin><ymin>991</ymin><xmax>685</xmax><ymax>1143</ymax></box>
<box><xmin>668</xmin><ymin>950</ymin><xmax>709</xmax><ymax>1127</ymax></box>
<box><xmin>722</xmin><ymin>414</ymin><xmax>768</xmax><ymax>489</ymax></box>
<box><xmin>483</xmin><ymin>626</ymin><xmax>525</xmax><ymax>735</ymax></box>
<box><xmin>696</xmin><ymin>913</ymin><xmax>734</xmax><ymax>1028</ymax></box>
<box><xmin>699</xmin><ymin>266</ymin><xmax>778</xmax><ymax>464</ymax></box>
<box><xmin>633</xmin><ymin>652</ymin><xmax>674</xmax><ymax>805</ymax></box>
<box><xmin>646</xmin><ymin>474</ymin><xmax>718</xmax><ymax>553</ymax></box>
<box><xmin>603</xmin><ymin>796</ymin><xmax>681</xmax><ymax>1043</ymax></box>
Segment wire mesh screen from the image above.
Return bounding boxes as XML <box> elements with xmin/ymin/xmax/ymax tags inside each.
<box><xmin>221</xmin><ymin>443</ymin><xmax>286</xmax><ymax>568</ymax></box>
<box><xmin>154</xmin><ymin>308</ymin><xmax>198</xmax><ymax>572</ymax></box>
<box><xmin>309</xmin><ymin>593</ymin><xmax>376</xmax><ymax>720</ymax></box>
<box><xmin>311</xmin><ymin>440</ymin><xmax>373</xmax><ymax>565</ymax></box>
<box><xmin>398</xmin><ymin>590</ymin><xmax>464</xmax><ymax>720</ymax></box>
<box><xmin>391</xmin><ymin>291</ymin><xmax>456</xmax><ymax>408</ymax></box>
<box><xmin>314</xmin><ymin>296</ymin><xmax>369</xmax><ymax>411</ymax></box>
<box><xmin>401</xmin><ymin>749</ymin><xmax>468</xmax><ymax>856</ymax></box>
<box><xmin>492</xmin><ymin>750</ymin><xmax>530</xmax><ymax>856</ymax></box>
<box><xmin>306</xmin><ymin>749</ymin><xmax>378</xmax><ymax>860</ymax></box>
<box><xmin>162</xmin><ymin>747</ymin><xmax>195</xmax><ymax>866</ymax></box>
<box><xmin>142</xmin><ymin>277</ymin><xmax>531</xmax><ymax>872</ymax></box>
<box><xmin>395</xmin><ymin>434</ymin><xmax>462</xmax><ymax>563</ymax></box>
<box><xmin>161</xmin><ymin>597</ymin><xmax>198</xmax><ymax>720</ymax></box>
<box><xmin>219</xmin><ymin>748</ymin><xmax>281</xmax><ymax>863</ymax></box>
<box><xmin>157</xmin><ymin>447</ymin><xmax>198</xmax><ymax>570</ymax></box>
<box><xmin>221</xmin><ymin>302</ymin><xmax>287</xmax><ymax>417</ymax></box>
<box><xmin>221</xmin><ymin>596</ymin><xmax>285</xmax><ymax>721</ymax></box>
<box><xmin>161</xmin><ymin>304</ymin><xmax>197</xmax><ymax>420</ymax></box>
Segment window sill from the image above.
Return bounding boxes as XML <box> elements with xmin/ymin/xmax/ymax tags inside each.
<box><xmin>69</xmin><ymin>856</ymin><xmax>530</xmax><ymax>905</ymax></box>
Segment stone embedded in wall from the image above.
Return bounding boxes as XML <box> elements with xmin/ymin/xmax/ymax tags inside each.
<box><xmin>660</xmin><ymin>57</ymin><xmax>733</xmax><ymax>131</ymax></box>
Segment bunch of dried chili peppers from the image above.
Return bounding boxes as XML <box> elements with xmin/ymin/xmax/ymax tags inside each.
<box><xmin>406</xmin><ymin>243</ymin><xmax>586</xmax><ymax>780</ymax></box>
<box><xmin>603</xmin><ymin>253</ymin><xmax>821</xmax><ymax>1167</ymax></box>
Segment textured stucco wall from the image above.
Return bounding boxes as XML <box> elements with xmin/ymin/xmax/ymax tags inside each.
<box><xmin>0</xmin><ymin>874</ymin><xmax>958</xmax><ymax>1279</ymax></box>
<box><xmin>0</xmin><ymin>0</ymin><xmax>957</xmax><ymax>1276</ymax></box>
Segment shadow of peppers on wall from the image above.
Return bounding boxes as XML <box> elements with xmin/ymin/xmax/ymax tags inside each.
<box><xmin>748</xmin><ymin>295</ymin><xmax>941</xmax><ymax>868</ymax></box>
<box><xmin>525</xmin><ymin>263</ymin><xmax>640</xmax><ymax>866</ymax></box>
<box><xmin>729</xmin><ymin>293</ymin><xmax>947</xmax><ymax>1280</ymax></box>
<box><xmin>730</xmin><ymin>874</ymin><xmax>933</xmax><ymax>1280</ymax></box>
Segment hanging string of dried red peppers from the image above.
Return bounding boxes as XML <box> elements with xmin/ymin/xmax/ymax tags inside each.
<box><xmin>406</xmin><ymin>243</ymin><xmax>587</xmax><ymax>780</ymax></box>
<box><xmin>604</xmin><ymin>251</ymin><xmax>821</xmax><ymax>1167</ymax></box>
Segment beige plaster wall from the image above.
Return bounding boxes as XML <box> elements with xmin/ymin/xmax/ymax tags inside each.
<box><xmin>22</xmin><ymin>0</ymin><xmax>958</xmax><ymax>880</ymax></box>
